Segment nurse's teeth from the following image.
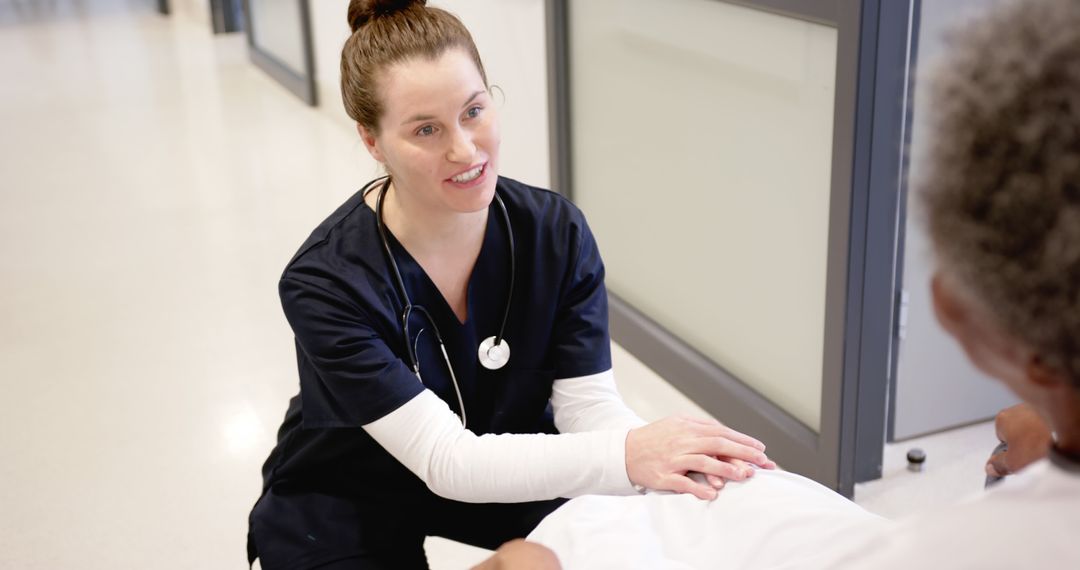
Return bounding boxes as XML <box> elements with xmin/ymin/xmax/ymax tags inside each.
<box><xmin>451</xmin><ymin>165</ymin><xmax>482</xmax><ymax>183</ymax></box>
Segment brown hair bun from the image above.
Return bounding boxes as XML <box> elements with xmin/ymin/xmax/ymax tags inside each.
<box><xmin>348</xmin><ymin>0</ymin><xmax>428</xmax><ymax>32</ymax></box>
<box><xmin>341</xmin><ymin>0</ymin><xmax>486</xmax><ymax>134</ymax></box>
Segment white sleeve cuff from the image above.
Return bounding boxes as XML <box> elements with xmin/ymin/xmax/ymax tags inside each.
<box><xmin>363</xmin><ymin>390</ymin><xmax>637</xmax><ymax>503</ymax></box>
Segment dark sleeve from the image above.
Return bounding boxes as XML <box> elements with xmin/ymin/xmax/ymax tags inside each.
<box><xmin>549</xmin><ymin>215</ymin><xmax>613</xmax><ymax>379</ymax></box>
<box><xmin>280</xmin><ymin>276</ymin><xmax>424</xmax><ymax>427</ymax></box>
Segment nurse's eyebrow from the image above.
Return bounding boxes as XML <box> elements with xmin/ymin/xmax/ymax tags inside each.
<box><xmin>400</xmin><ymin>91</ymin><xmax>486</xmax><ymax>125</ymax></box>
<box><xmin>460</xmin><ymin>90</ymin><xmax>485</xmax><ymax>108</ymax></box>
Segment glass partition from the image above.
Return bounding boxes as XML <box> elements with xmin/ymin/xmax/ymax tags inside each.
<box><xmin>569</xmin><ymin>0</ymin><xmax>837</xmax><ymax>431</ymax></box>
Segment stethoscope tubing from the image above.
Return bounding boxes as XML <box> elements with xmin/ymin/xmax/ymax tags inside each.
<box><xmin>366</xmin><ymin>176</ymin><xmax>515</xmax><ymax>427</ymax></box>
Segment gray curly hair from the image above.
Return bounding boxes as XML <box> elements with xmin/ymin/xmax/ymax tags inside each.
<box><xmin>921</xmin><ymin>0</ymin><xmax>1080</xmax><ymax>388</ymax></box>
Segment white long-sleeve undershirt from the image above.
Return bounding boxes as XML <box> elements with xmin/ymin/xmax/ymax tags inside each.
<box><xmin>362</xmin><ymin>369</ymin><xmax>647</xmax><ymax>503</ymax></box>
<box><xmin>551</xmin><ymin>370</ymin><xmax>648</xmax><ymax>433</ymax></box>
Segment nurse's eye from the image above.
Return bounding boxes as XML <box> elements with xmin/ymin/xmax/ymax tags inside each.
<box><xmin>464</xmin><ymin>105</ymin><xmax>483</xmax><ymax>120</ymax></box>
<box><xmin>415</xmin><ymin>125</ymin><xmax>437</xmax><ymax>137</ymax></box>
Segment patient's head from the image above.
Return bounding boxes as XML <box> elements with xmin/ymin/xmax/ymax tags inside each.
<box><xmin>921</xmin><ymin>0</ymin><xmax>1080</xmax><ymax>408</ymax></box>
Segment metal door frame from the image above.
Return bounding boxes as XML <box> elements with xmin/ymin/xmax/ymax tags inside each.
<box><xmin>211</xmin><ymin>0</ymin><xmax>244</xmax><ymax>33</ymax></box>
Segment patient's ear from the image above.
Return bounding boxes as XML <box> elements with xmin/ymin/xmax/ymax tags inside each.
<box><xmin>1026</xmin><ymin>355</ymin><xmax>1069</xmax><ymax>389</ymax></box>
<box><xmin>931</xmin><ymin>273</ymin><xmax>969</xmax><ymax>336</ymax></box>
<box><xmin>931</xmin><ymin>271</ymin><xmax>1028</xmax><ymax>383</ymax></box>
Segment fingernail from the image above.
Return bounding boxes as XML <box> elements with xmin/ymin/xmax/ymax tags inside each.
<box><xmin>985</xmin><ymin>463</ymin><xmax>1001</xmax><ymax>477</ymax></box>
<box><xmin>708</xmin><ymin>489</ymin><xmax>718</xmax><ymax>500</ymax></box>
<box><xmin>744</xmin><ymin>468</ymin><xmax>754</xmax><ymax>478</ymax></box>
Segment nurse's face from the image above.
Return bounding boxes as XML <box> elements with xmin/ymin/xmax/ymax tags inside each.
<box><xmin>360</xmin><ymin>48</ymin><xmax>500</xmax><ymax>216</ymax></box>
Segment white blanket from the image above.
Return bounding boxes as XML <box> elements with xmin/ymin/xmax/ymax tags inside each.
<box><xmin>527</xmin><ymin>469</ymin><xmax>887</xmax><ymax>570</ymax></box>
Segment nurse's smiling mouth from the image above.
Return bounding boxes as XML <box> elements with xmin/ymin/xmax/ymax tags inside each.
<box><xmin>446</xmin><ymin>162</ymin><xmax>488</xmax><ymax>189</ymax></box>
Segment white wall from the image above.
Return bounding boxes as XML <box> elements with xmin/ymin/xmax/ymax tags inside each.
<box><xmin>171</xmin><ymin>0</ymin><xmax>211</xmax><ymax>27</ymax></box>
<box><xmin>308</xmin><ymin>0</ymin><xmax>351</xmax><ymax>127</ymax></box>
<box><xmin>308</xmin><ymin>0</ymin><xmax>551</xmax><ymax>189</ymax></box>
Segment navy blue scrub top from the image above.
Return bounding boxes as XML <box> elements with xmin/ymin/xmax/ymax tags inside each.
<box><xmin>258</xmin><ymin>176</ymin><xmax>612</xmax><ymax>499</ymax></box>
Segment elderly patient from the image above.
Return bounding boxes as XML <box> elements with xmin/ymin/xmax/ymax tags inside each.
<box><xmin>474</xmin><ymin>0</ymin><xmax>1080</xmax><ymax>567</ymax></box>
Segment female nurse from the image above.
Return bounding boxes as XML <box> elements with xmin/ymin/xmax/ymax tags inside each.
<box><xmin>247</xmin><ymin>1</ymin><xmax>775</xmax><ymax>568</ymax></box>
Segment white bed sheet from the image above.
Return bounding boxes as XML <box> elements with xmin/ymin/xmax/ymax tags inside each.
<box><xmin>527</xmin><ymin>469</ymin><xmax>888</xmax><ymax>570</ymax></box>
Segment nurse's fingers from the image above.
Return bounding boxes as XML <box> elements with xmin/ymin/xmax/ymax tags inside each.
<box><xmin>726</xmin><ymin>458</ymin><xmax>755</xmax><ymax>478</ymax></box>
<box><xmin>682</xmin><ymin>418</ymin><xmax>766</xmax><ymax>451</ymax></box>
<box><xmin>705</xmin><ymin>473</ymin><xmax>726</xmax><ymax>489</ymax></box>
<box><xmin>673</xmin><ymin>454</ymin><xmax>750</xmax><ymax>481</ymax></box>
<box><xmin>625</xmin><ymin>416</ymin><xmax>771</xmax><ymax>492</ymax></box>
<box><xmin>681</xmin><ymin>415</ymin><xmax>723</xmax><ymax>427</ymax></box>
<box><xmin>685</xmin><ymin>436</ymin><xmax>770</xmax><ymax>467</ymax></box>
<box><xmin>661</xmin><ymin>473</ymin><xmax>719</xmax><ymax>501</ymax></box>
<box><xmin>723</xmin><ymin>428</ymin><xmax>767</xmax><ymax>452</ymax></box>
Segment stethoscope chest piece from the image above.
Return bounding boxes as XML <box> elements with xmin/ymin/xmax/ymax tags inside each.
<box><xmin>478</xmin><ymin>336</ymin><xmax>510</xmax><ymax>370</ymax></box>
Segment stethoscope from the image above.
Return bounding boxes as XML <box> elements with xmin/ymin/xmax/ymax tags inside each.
<box><xmin>366</xmin><ymin>176</ymin><xmax>515</xmax><ymax>427</ymax></box>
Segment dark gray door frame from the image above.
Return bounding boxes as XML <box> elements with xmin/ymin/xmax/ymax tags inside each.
<box><xmin>241</xmin><ymin>0</ymin><xmax>318</xmax><ymax>106</ymax></box>
<box><xmin>211</xmin><ymin>0</ymin><xmax>244</xmax><ymax>34</ymax></box>
<box><xmin>546</xmin><ymin>0</ymin><xmax>915</xmax><ymax>495</ymax></box>
<box><xmin>860</xmin><ymin>0</ymin><xmax>921</xmax><ymax>475</ymax></box>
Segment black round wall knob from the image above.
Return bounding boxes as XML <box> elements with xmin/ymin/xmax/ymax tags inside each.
<box><xmin>906</xmin><ymin>448</ymin><xmax>927</xmax><ymax>472</ymax></box>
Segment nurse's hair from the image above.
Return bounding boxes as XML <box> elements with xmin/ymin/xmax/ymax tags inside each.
<box><xmin>921</xmin><ymin>0</ymin><xmax>1080</xmax><ymax>388</ymax></box>
<box><xmin>341</xmin><ymin>0</ymin><xmax>488</xmax><ymax>135</ymax></box>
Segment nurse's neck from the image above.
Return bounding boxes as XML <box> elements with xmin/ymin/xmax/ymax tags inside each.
<box><xmin>373</xmin><ymin>181</ymin><xmax>488</xmax><ymax>259</ymax></box>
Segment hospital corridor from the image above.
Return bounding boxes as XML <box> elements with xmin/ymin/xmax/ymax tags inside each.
<box><xmin>0</xmin><ymin>0</ymin><xmax>1055</xmax><ymax>568</ymax></box>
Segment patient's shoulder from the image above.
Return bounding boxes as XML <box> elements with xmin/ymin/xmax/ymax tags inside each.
<box><xmin>820</xmin><ymin>463</ymin><xmax>1080</xmax><ymax>569</ymax></box>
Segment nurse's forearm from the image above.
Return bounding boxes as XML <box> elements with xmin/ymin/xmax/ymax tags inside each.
<box><xmin>363</xmin><ymin>390</ymin><xmax>637</xmax><ymax>502</ymax></box>
<box><xmin>551</xmin><ymin>370</ymin><xmax>647</xmax><ymax>433</ymax></box>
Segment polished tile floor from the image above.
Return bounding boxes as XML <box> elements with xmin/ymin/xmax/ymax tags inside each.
<box><xmin>0</xmin><ymin>3</ymin><xmax>998</xmax><ymax>568</ymax></box>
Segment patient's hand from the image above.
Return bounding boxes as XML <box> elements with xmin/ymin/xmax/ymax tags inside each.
<box><xmin>471</xmin><ymin>539</ymin><xmax>561</xmax><ymax>570</ymax></box>
<box><xmin>625</xmin><ymin>416</ymin><xmax>776</xmax><ymax>500</ymax></box>
<box><xmin>986</xmin><ymin>403</ymin><xmax>1052</xmax><ymax>477</ymax></box>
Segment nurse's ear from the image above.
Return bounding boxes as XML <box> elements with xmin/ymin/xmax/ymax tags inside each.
<box><xmin>357</xmin><ymin>123</ymin><xmax>385</xmax><ymax>164</ymax></box>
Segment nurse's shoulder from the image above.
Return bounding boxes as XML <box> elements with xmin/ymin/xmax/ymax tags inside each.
<box><xmin>277</xmin><ymin>184</ymin><xmax>397</xmax><ymax>325</ymax></box>
<box><xmin>496</xmin><ymin>176</ymin><xmax>595</xmax><ymax>258</ymax></box>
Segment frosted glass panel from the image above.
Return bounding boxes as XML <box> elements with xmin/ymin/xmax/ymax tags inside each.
<box><xmin>249</xmin><ymin>0</ymin><xmax>306</xmax><ymax>73</ymax></box>
<box><xmin>570</xmin><ymin>0</ymin><xmax>837</xmax><ymax>431</ymax></box>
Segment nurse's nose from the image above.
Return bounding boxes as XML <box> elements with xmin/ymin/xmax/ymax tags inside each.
<box><xmin>445</xmin><ymin>125</ymin><xmax>476</xmax><ymax>163</ymax></box>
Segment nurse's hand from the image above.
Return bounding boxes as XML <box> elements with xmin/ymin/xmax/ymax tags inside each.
<box><xmin>625</xmin><ymin>416</ymin><xmax>775</xmax><ymax>500</ymax></box>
